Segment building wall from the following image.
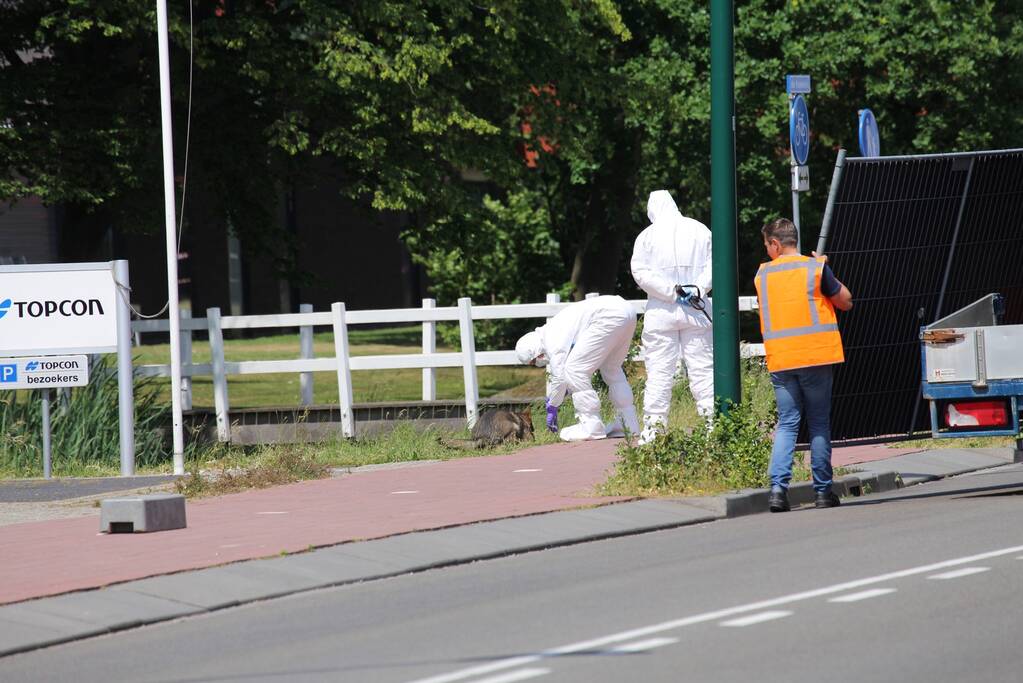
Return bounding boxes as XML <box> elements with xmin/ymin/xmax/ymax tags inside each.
<box><xmin>1</xmin><ymin>177</ymin><xmax>425</xmax><ymax>319</ymax></box>
<box><xmin>0</xmin><ymin>197</ymin><xmax>58</xmax><ymax>264</ymax></box>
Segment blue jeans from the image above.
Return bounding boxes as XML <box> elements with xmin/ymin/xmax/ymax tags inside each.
<box><xmin>768</xmin><ymin>365</ymin><xmax>834</xmax><ymax>493</ymax></box>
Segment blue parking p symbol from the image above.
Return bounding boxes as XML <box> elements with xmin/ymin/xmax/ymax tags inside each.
<box><xmin>0</xmin><ymin>364</ymin><xmax>17</xmax><ymax>383</ymax></box>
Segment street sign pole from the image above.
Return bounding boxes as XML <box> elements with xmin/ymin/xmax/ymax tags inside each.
<box><xmin>787</xmin><ymin>76</ymin><xmax>811</xmax><ymax>252</ymax></box>
<box><xmin>156</xmin><ymin>0</ymin><xmax>185</xmax><ymax>474</ymax></box>
<box><xmin>41</xmin><ymin>389</ymin><xmax>51</xmax><ymax>479</ymax></box>
<box><xmin>711</xmin><ymin>0</ymin><xmax>740</xmax><ymax>411</ymax></box>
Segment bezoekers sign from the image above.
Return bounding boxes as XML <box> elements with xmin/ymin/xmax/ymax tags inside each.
<box><xmin>0</xmin><ymin>266</ymin><xmax>119</xmax><ymax>355</ymax></box>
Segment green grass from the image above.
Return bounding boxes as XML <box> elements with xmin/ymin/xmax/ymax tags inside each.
<box><xmin>132</xmin><ymin>325</ymin><xmax>543</xmax><ymax>407</ymax></box>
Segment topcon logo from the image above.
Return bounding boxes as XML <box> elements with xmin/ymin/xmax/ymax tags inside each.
<box><xmin>0</xmin><ymin>298</ymin><xmax>104</xmax><ymax>320</ymax></box>
<box><xmin>25</xmin><ymin>361</ymin><xmax>38</xmax><ymax>371</ymax></box>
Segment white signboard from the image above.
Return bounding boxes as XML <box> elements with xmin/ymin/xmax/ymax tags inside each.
<box><xmin>791</xmin><ymin>164</ymin><xmax>810</xmax><ymax>191</ymax></box>
<box><xmin>0</xmin><ymin>264</ymin><xmax>118</xmax><ymax>355</ymax></box>
<box><xmin>0</xmin><ymin>355</ymin><xmax>90</xmax><ymax>389</ymax></box>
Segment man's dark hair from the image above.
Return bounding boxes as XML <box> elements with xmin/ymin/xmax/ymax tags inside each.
<box><xmin>761</xmin><ymin>218</ymin><xmax>798</xmax><ymax>247</ymax></box>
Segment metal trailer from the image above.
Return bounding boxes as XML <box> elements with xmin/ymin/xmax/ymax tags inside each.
<box><xmin>920</xmin><ymin>294</ymin><xmax>1023</xmax><ymax>460</ymax></box>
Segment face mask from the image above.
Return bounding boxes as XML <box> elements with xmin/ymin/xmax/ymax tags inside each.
<box><xmin>533</xmin><ymin>355</ymin><xmax>548</xmax><ymax>368</ymax></box>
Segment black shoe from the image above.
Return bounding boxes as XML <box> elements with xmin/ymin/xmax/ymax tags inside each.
<box><xmin>768</xmin><ymin>488</ymin><xmax>790</xmax><ymax>513</ymax></box>
<box><xmin>815</xmin><ymin>490</ymin><xmax>841</xmax><ymax>508</ymax></box>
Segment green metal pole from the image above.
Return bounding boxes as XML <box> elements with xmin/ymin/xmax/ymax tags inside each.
<box><xmin>710</xmin><ymin>0</ymin><xmax>741</xmax><ymax>411</ymax></box>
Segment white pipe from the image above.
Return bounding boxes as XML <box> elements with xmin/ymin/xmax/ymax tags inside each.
<box><xmin>156</xmin><ymin>0</ymin><xmax>184</xmax><ymax>474</ymax></box>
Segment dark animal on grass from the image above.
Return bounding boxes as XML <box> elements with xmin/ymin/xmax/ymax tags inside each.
<box><xmin>440</xmin><ymin>408</ymin><xmax>535</xmax><ymax>449</ymax></box>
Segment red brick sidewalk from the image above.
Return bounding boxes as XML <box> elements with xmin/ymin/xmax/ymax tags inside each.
<box><xmin>0</xmin><ymin>438</ymin><xmax>916</xmax><ymax>606</ymax></box>
<box><xmin>0</xmin><ymin>440</ymin><xmax>624</xmax><ymax>605</ymax></box>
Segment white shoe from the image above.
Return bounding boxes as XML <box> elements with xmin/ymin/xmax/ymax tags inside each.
<box><xmin>637</xmin><ymin>427</ymin><xmax>661</xmax><ymax>446</ymax></box>
<box><xmin>636</xmin><ymin>415</ymin><xmax>667</xmax><ymax>446</ymax></box>
<box><xmin>560</xmin><ymin>421</ymin><xmax>607</xmax><ymax>442</ymax></box>
<box><xmin>604</xmin><ymin>417</ymin><xmax>625</xmax><ymax>438</ymax></box>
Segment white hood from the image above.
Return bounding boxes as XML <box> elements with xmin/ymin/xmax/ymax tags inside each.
<box><xmin>515</xmin><ymin>329</ymin><xmax>546</xmax><ymax>365</ymax></box>
<box><xmin>647</xmin><ymin>190</ymin><xmax>681</xmax><ymax>225</ymax></box>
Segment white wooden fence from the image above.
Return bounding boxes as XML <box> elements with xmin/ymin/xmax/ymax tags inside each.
<box><xmin>132</xmin><ymin>294</ymin><xmax>762</xmax><ymax>441</ymax></box>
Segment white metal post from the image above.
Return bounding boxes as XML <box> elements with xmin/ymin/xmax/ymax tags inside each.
<box><xmin>206</xmin><ymin>307</ymin><xmax>230</xmax><ymax>442</ymax></box>
<box><xmin>544</xmin><ymin>293</ymin><xmax>560</xmax><ymax>399</ymax></box>
<box><xmin>156</xmin><ymin>0</ymin><xmax>184</xmax><ymax>474</ymax></box>
<box><xmin>457</xmin><ymin>297</ymin><xmax>479</xmax><ymax>428</ymax></box>
<box><xmin>792</xmin><ymin>187</ymin><xmax>801</xmax><ymax>252</ymax></box>
<box><xmin>299</xmin><ymin>303</ymin><xmax>314</xmax><ymax>406</ymax></box>
<box><xmin>331</xmin><ymin>302</ymin><xmax>355</xmax><ymax>438</ymax></box>
<box><xmin>114</xmin><ymin>259</ymin><xmax>136</xmax><ymax>476</ymax></box>
<box><xmin>180</xmin><ymin>308</ymin><xmax>192</xmax><ymax>411</ymax></box>
<box><xmin>422</xmin><ymin>298</ymin><xmax>437</xmax><ymax>401</ymax></box>
<box><xmin>41</xmin><ymin>389</ymin><xmax>52</xmax><ymax>479</ymax></box>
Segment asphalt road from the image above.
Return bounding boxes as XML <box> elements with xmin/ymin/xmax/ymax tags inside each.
<box><xmin>5</xmin><ymin>465</ymin><xmax>1023</xmax><ymax>683</ymax></box>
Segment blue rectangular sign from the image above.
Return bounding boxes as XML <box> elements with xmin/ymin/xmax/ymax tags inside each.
<box><xmin>786</xmin><ymin>74</ymin><xmax>811</xmax><ymax>95</ymax></box>
<box><xmin>0</xmin><ymin>364</ymin><xmax>16</xmax><ymax>383</ymax></box>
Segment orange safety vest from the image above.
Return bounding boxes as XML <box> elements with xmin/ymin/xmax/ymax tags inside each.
<box><xmin>754</xmin><ymin>254</ymin><xmax>844</xmax><ymax>372</ymax></box>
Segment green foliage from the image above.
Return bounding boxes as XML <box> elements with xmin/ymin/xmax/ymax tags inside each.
<box><xmin>0</xmin><ymin>356</ymin><xmax>173</xmax><ymax>477</ymax></box>
<box><xmin>3</xmin><ymin>1</ymin><xmax>1023</xmax><ymax>296</ymax></box>
<box><xmin>603</xmin><ymin>360</ymin><xmax>784</xmax><ymax>496</ymax></box>
<box><xmin>176</xmin><ymin>442</ymin><xmax>330</xmax><ymax>498</ymax></box>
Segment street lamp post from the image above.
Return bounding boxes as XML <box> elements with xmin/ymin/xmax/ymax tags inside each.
<box><xmin>710</xmin><ymin>0</ymin><xmax>741</xmax><ymax>411</ymax></box>
<box><xmin>156</xmin><ymin>0</ymin><xmax>185</xmax><ymax>474</ymax></box>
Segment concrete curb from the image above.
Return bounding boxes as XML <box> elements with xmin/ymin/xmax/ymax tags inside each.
<box><xmin>0</xmin><ymin>450</ymin><xmax>1011</xmax><ymax>659</ymax></box>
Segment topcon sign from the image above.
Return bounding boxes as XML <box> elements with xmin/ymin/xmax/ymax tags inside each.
<box><xmin>0</xmin><ymin>264</ymin><xmax>119</xmax><ymax>356</ymax></box>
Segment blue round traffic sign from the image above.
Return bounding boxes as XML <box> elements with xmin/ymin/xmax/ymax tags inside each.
<box><xmin>858</xmin><ymin>108</ymin><xmax>880</xmax><ymax>157</ymax></box>
<box><xmin>789</xmin><ymin>95</ymin><xmax>810</xmax><ymax>165</ymax></box>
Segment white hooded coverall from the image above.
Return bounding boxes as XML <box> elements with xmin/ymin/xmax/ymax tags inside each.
<box><xmin>631</xmin><ymin>190</ymin><xmax>715</xmax><ymax>423</ymax></box>
<box><xmin>517</xmin><ymin>295</ymin><xmax>639</xmax><ymax>441</ymax></box>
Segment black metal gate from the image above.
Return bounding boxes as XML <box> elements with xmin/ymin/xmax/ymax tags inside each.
<box><xmin>819</xmin><ymin>149</ymin><xmax>1023</xmax><ymax>440</ymax></box>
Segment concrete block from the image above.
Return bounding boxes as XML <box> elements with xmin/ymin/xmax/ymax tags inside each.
<box><xmin>100</xmin><ymin>494</ymin><xmax>186</xmax><ymax>533</ymax></box>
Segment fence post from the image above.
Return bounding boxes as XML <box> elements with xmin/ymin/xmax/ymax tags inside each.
<box><xmin>180</xmin><ymin>308</ymin><xmax>193</xmax><ymax>411</ymax></box>
<box><xmin>206</xmin><ymin>307</ymin><xmax>230</xmax><ymax>442</ymax></box>
<box><xmin>331</xmin><ymin>302</ymin><xmax>356</xmax><ymax>438</ymax></box>
<box><xmin>544</xmin><ymin>293</ymin><xmax>560</xmax><ymax>399</ymax></box>
<box><xmin>422</xmin><ymin>298</ymin><xmax>437</xmax><ymax>401</ymax></box>
<box><xmin>457</xmin><ymin>297</ymin><xmax>479</xmax><ymax>428</ymax></box>
<box><xmin>299</xmin><ymin>303</ymin><xmax>314</xmax><ymax>406</ymax></box>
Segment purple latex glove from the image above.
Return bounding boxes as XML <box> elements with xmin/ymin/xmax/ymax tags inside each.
<box><xmin>545</xmin><ymin>400</ymin><xmax>559</xmax><ymax>433</ymax></box>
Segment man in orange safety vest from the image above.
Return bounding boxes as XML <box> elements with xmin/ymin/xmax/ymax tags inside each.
<box><xmin>754</xmin><ymin>218</ymin><xmax>853</xmax><ymax>513</ymax></box>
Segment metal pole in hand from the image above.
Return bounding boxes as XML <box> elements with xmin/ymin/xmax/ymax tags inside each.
<box><xmin>41</xmin><ymin>389</ymin><xmax>52</xmax><ymax>479</ymax></box>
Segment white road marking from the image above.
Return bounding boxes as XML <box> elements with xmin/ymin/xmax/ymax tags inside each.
<box><xmin>219</xmin><ymin>543</ymin><xmax>243</xmax><ymax>548</ymax></box>
<box><xmin>469</xmin><ymin>668</ymin><xmax>550</xmax><ymax>683</ymax></box>
<box><xmin>927</xmin><ymin>567</ymin><xmax>990</xmax><ymax>580</ymax></box>
<box><xmin>404</xmin><ymin>543</ymin><xmax>1023</xmax><ymax>683</ymax></box>
<box><xmin>720</xmin><ymin>610</ymin><xmax>792</xmax><ymax>627</ymax></box>
<box><xmin>391</xmin><ymin>490</ymin><xmax>420</xmax><ymax>495</ymax></box>
<box><xmin>256</xmin><ymin>511</ymin><xmax>288</xmax><ymax>515</ymax></box>
<box><xmin>609</xmin><ymin>637</ymin><xmax>678</xmax><ymax>653</ymax></box>
<box><xmin>828</xmin><ymin>588</ymin><xmax>896</xmax><ymax>603</ymax></box>
<box><xmin>513</xmin><ymin>469</ymin><xmax>543</xmax><ymax>473</ymax></box>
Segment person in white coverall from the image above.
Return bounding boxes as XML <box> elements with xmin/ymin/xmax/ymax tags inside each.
<box><xmin>515</xmin><ymin>295</ymin><xmax>641</xmax><ymax>442</ymax></box>
<box><xmin>631</xmin><ymin>190</ymin><xmax>714</xmax><ymax>444</ymax></box>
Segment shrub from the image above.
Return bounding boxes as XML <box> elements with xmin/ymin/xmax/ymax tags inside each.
<box><xmin>603</xmin><ymin>360</ymin><xmax>782</xmax><ymax>496</ymax></box>
<box><xmin>0</xmin><ymin>355</ymin><xmax>173</xmax><ymax>477</ymax></box>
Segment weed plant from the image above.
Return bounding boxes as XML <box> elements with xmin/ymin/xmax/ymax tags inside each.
<box><xmin>603</xmin><ymin>360</ymin><xmax>814</xmax><ymax>496</ymax></box>
<box><xmin>0</xmin><ymin>356</ymin><xmax>173</xmax><ymax>478</ymax></box>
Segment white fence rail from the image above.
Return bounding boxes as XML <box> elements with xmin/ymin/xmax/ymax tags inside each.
<box><xmin>132</xmin><ymin>294</ymin><xmax>762</xmax><ymax>441</ymax></box>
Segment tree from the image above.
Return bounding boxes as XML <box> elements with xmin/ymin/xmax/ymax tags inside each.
<box><xmin>3</xmin><ymin>1</ymin><xmax>1021</xmax><ymax>313</ymax></box>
